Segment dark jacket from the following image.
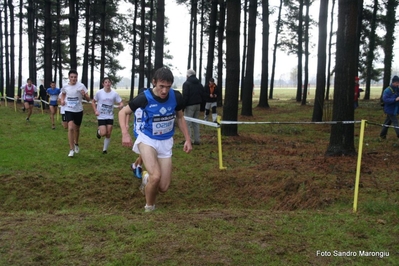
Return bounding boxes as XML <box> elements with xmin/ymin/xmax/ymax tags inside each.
<box><xmin>182</xmin><ymin>75</ymin><xmax>205</xmax><ymax>107</ymax></box>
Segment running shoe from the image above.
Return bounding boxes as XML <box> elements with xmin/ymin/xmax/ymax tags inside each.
<box><xmin>131</xmin><ymin>163</ymin><xmax>142</xmax><ymax>179</ymax></box>
<box><xmin>68</xmin><ymin>150</ymin><xmax>74</xmax><ymax>157</ymax></box>
<box><xmin>74</xmin><ymin>144</ymin><xmax>80</xmax><ymax>153</ymax></box>
<box><xmin>144</xmin><ymin>205</ymin><xmax>155</xmax><ymax>212</ymax></box>
<box><xmin>96</xmin><ymin>129</ymin><xmax>101</xmax><ymax>139</ymax></box>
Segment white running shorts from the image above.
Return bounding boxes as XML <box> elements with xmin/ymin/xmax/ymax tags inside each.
<box><xmin>133</xmin><ymin>132</ymin><xmax>173</xmax><ymax>158</ymax></box>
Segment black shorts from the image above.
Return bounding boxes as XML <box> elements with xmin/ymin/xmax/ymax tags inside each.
<box><xmin>65</xmin><ymin>111</ymin><xmax>83</xmax><ymax>126</ymax></box>
<box><xmin>62</xmin><ymin>114</ymin><xmax>67</xmax><ymax>122</ymax></box>
<box><xmin>98</xmin><ymin>119</ymin><xmax>114</xmax><ymax>126</ymax></box>
<box><xmin>25</xmin><ymin>101</ymin><xmax>34</xmax><ymax>106</ymax></box>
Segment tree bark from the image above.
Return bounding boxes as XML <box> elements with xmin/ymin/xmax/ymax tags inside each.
<box><xmin>326</xmin><ymin>0</ymin><xmax>358</xmax><ymax>156</ymax></box>
<box><xmin>154</xmin><ymin>0</ymin><xmax>165</xmax><ymax>70</ymax></box>
<box><xmin>241</xmin><ymin>0</ymin><xmax>257</xmax><ymax>116</ymax></box>
<box><xmin>222</xmin><ymin>0</ymin><xmax>240</xmax><ymax>136</ymax></box>
<box><xmin>258</xmin><ymin>0</ymin><xmax>269</xmax><ymax>108</ymax></box>
<box><xmin>312</xmin><ymin>0</ymin><xmax>328</xmax><ymax>122</ymax></box>
<box><xmin>44</xmin><ymin>0</ymin><xmax>52</xmax><ymax>92</ymax></box>
<box><xmin>69</xmin><ymin>0</ymin><xmax>78</xmax><ymax>70</ymax></box>
<box><xmin>269</xmin><ymin>0</ymin><xmax>283</xmax><ymax>100</ymax></box>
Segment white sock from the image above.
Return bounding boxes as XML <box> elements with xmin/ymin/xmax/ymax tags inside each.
<box><xmin>212</xmin><ymin>113</ymin><xmax>217</xmax><ymax>122</ymax></box>
<box><xmin>103</xmin><ymin>137</ymin><xmax>111</xmax><ymax>151</ymax></box>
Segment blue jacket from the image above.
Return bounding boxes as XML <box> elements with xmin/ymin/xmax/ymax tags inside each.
<box><xmin>382</xmin><ymin>84</ymin><xmax>399</xmax><ymax>115</ymax></box>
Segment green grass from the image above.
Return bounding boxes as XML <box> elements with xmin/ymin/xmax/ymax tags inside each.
<box><xmin>0</xmin><ymin>98</ymin><xmax>398</xmax><ymax>265</ymax></box>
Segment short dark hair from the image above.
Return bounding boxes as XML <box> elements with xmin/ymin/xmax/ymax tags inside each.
<box><xmin>209</xmin><ymin>78</ymin><xmax>215</xmax><ymax>82</ymax></box>
<box><xmin>153</xmin><ymin>67</ymin><xmax>174</xmax><ymax>84</ymax></box>
<box><xmin>102</xmin><ymin>77</ymin><xmax>111</xmax><ymax>84</ymax></box>
<box><xmin>68</xmin><ymin>69</ymin><xmax>78</xmax><ymax>76</ymax></box>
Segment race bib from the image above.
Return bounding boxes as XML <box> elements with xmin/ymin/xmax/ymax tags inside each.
<box><xmin>25</xmin><ymin>94</ymin><xmax>33</xmax><ymax>101</ymax></box>
<box><xmin>67</xmin><ymin>97</ymin><xmax>79</xmax><ymax>109</ymax></box>
<box><xmin>152</xmin><ymin>115</ymin><xmax>175</xmax><ymax>135</ymax></box>
<box><xmin>50</xmin><ymin>94</ymin><xmax>58</xmax><ymax>102</ymax></box>
<box><xmin>100</xmin><ymin>104</ymin><xmax>113</xmax><ymax>115</ymax></box>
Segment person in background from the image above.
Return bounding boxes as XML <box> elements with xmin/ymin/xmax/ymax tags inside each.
<box><xmin>60</xmin><ymin>69</ymin><xmax>90</xmax><ymax>157</ymax></box>
<box><xmin>47</xmin><ymin>81</ymin><xmax>61</xmax><ymax>129</ymax></box>
<box><xmin>182</xmin><ymin>69</ymin><xmax>205</xmax><ymax>145</ymax></box>
<box><xmin>58</xmin><ymin>92</ymin><xmax>68</xmax><ymax>129</ymax></box>
<box><xmin>204</xmin><ymin>77</ymin><xmax>219</xmax><ymax>122</ymax></box>
<box><xmin>379</xmin><ymin>75</ymin><xmax>399</xmax><ymax>141</ymax></box>
<box><xmin>39</xmin><ymin>84</ymin><xmax>48</xmax><ymax>109</ymax></box>
<box><xmin>354</xmin><ymin>76</ymin><xmax>360</xmax><ymax>109</ymax></box>
<box><xmin>130</xmin><ymin>87</ymin><xmax>148</xmax><ymax>179</ymax></box>
<box><xmin>91</xmin><ymin>77</ymin><xmax>124</xmax><ymax>154</ymax></box>
<box><xmin>20</xmin><ymin>78</ymin><xmax>37</xmax><ymax>121</ymax></box>
<box><xmin>119</xmin><ymin>67</ymin><xmax>192</xmax><ymax>212</ymax></box>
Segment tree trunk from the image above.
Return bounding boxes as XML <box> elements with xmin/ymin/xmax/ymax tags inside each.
<box><xmin>258</xmin><ymin>0</ymin><xmax>269</xmax><ymax>108</ymax></box>
<box><xmin>0</xmin><ymin>8</ymin><xmax>4</xmax><ymax>97</ymax></box>
<box><xmin>187</xmin><ymin>0</ymin><xmax>194</xmax><ymax>70</ymax></box>
<box><xmin>138</xmin><ymin>0</ymin><xmax>146</xmax><ymax>89</ymax></box>
<box><xmin>381</xmin><ymin>0</ymin><xmax>398</xmax><ymax>99</ymax></box>
<box><xmin>222</xmin><ymin>0</ymin><xmax>240</xmax><ymax>136</ymax></box>
<box><xmin>312</xmin><ymin>0</ymin><xmax>328</xmax><ymax>122</ymax></box>
<box><xmin>217</xmin><ymin>0</ymin><xmax>225</xmax><ymax>107</ymax></box>
<box><xmin>326</xmin><ymin>0</ymin><xmax>336</xmax><ymax>101</ymax></box>
<box><xmin>146</xmin><ymin>0</ymin><xmax>154</xmax><ymax>87</ymax></box>
<box><xmin>326</xmin><ymin>0</ymin><xmax>358</xmax><ymax>157</ymax></box>
<box><xmin>269</xmin><ymin>0</ymin><xmax>283</xmax><ymax>100</ymax></box>
<box><xmin>5</xmin><ymin>0</ymin><xmax>11</xmax><ymax>96</ymax></box>
<box><xmin>205</xmin><ymin>0</ymin><xmax>218</xmax><ymax>90</ymax></box>
<box><xmin>17</xmin><ymin>0</ymin><xmax>22</xmax><ymax>96</ymax></box>
<box><xmin>198</xmin><ymin>0</ymin><xmax>205</xmax><ymax>84</ymax></box>
<box><xmin>8</xmin><ymin>0</ymin><xmax>15</xmax><ymax>97</ymax></box>
<box><xmin>296</xmin><ymin>0</ymin><xmax>304</xmax><ymax>102</ymax></box>
<box><xmin>154</xmin><ymin>0</ymin><xmax>164</xmax><ymax>70</ymax></box>
<box><xmin>192</xmin><ymin>0</ymin><xmax>198</xmax><ymax>72</ymax></box>
<box><xmin>90</xmin><ymin>21</ymin><xmax>95</xmax><ymax>92</ymax></box>
<box><xmin>241</xmin><ymin>0</ymin><xmax>257</xmax><ymax>116</ymax></box>
<box><xmin>82</xmin><ymin>0</ymin><xmax>91</xmax><ymax>91</ymax></box>
<box><xmin>130</xmin><ymin>0</ymin><xmax>139</xmax><ymax>100</ymax></box>
<box><xmin>69</xmin><ymin>0</ymin><xmax>78</xmax><ymax>70</ymax></box>
<box><xmin>364</xmin><ymin>0</ymin><xmax>377</xmax><ymax>100</ymax></box>
<box><xmin>100</xmin><ymin>0</ymin><xmax>106</xmax><ymax>89</ymax></box>
<box><xmin>240</xmin><ymin>0</ymin><xmax>248</xmax><ymax>102</ymax></box>
<box><xmin>44</xmin><ymin>0</ymin><xmax>52</xmax><ymax>92</ymax></box>
<box><xmin>301</xmin><ymin>0</ymin><xmax>310</xmax><ymax>106</ymax></box>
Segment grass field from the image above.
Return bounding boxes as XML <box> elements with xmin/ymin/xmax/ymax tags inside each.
<box><xmin>0</xmin><ymin>95</ymin><xmax>398</xmax><ymax>265</ymax></box>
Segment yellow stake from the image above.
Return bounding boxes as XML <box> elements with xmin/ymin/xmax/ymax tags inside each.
<box><xmin>217</xmin><ymin>115</ymin><xmax>227</xmax><ymax>170</ymax></box>
<box><xmin>353</xmin><ymin>119</ymin><xmax>366</xmax><ymax>213</ymax></box>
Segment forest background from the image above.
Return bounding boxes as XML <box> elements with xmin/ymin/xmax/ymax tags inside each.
<box><xmin>1</xmin><ymin>1</ymin><xmax>399</xmax><ymax>263</ymax></box>
<box><xmin>1</xmin><ymin>0</ymin><xmax>399</xmax><ymax>155</ymax></box>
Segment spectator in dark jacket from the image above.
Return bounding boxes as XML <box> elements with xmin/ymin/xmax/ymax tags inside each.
<box><xmin>380</xmin><ymin>75</ymin><xmax>399</xmax><ymax>140</ymax></box>
<box><xmin>182</xmin><ymin>69</ymin><xmax>205</xmax><ymax>145</ymax></box>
